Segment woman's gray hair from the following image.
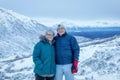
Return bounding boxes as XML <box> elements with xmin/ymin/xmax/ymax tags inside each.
<box><xmin>45</xmin><ymin>29</ymin><xmax>55</xmax><ymax>36</ymax></box>
<box><xmin>39</xmin><ymin>30</ymin><xmax>54</xmax><ymax>41</ymax></box>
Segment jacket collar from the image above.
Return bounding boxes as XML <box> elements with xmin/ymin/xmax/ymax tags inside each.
<box><xmin>41</xmin><ymin>37</ymin><xmax>55</xmax><ymax>45</ymax></box>
<box><xmin>57</xmin><ymin>32</ymin><xmax>67</xmax><ymax>37</ymax></box>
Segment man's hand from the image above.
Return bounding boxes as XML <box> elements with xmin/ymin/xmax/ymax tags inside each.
<box><xmin>71</xmin><ymin>60</ymin><xmax>78</xmax><ymax>74</ymax></box>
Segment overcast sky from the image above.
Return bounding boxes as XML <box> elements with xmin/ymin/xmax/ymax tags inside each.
<box><xmin>0</xmin><ymin>0</ymin><xmax>120</xmax><ymax>21</ymax></box>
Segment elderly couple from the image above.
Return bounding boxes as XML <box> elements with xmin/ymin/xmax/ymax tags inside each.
<box><xmin>32</xmin><ymin>24</ymin><xmax>80</xmax><ymax>80</ymax></box>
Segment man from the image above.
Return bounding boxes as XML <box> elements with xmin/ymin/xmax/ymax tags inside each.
<box><xmin>54</xmin><ymin>24</ymin><xmax>80</xmax><ymax>80</ymax></box>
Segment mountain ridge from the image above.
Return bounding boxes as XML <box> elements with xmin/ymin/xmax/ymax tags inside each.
<box><xmin>0</xmin><ymin>7</ymin><xmax>47</xmax><ymax>58</ymax></box>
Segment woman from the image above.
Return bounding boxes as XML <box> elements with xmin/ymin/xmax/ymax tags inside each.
<box><xmin>32</xmin><ymin>30</ymin><xmax>56</xmax><ymax>80</ymax></box>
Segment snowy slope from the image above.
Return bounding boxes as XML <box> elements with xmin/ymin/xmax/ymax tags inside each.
<box><xmin>0</xmin><ymin>35</ymin><xmax>120</xmax><ymax>80</ymax></box>
<box><xmin>75</xmin><ymin>36</ymin><xmax>120</xmax><ymax>80</ymax></box>
<box><xmin>0</xmin><ymin>7</ymin><xmax>47</xmax><ymax>59</ymax></box>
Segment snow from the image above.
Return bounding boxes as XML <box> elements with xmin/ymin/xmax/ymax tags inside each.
<box><xmin>76</xmin><ymin>36</ymin><xmax>120</xmax><ymax>80</ymax></box>
<box><xmin>0</xmin><ymin>7</ymin><xmax>48</xmax><ymax>80</ymax></box>
<box><xmin>0</xmin><ymin>7</ymin><xmax>47</xmax><ymax>59</ymax></box>
<box><xmin>1</xmin><ymin>35</ymin><xmax>120</xmax><ymax>80</ymax></box>
<box><xmin>11</xmin><ymin>57</ymin><xmax>33</xmax><ymax>70</ymax></box>
<box><xmin>79</xmin><ymin>46</ymin><xmax>98</xmax><ymax>62</ymax></box>
<box><xmin>34</xmin><ymin>17</ymin><xmax>120</xmax><ymax>27</ymax></box>
<box><xmin>95</xmin><ymin>74</ymin><xmax>119</xmax><ymax>80</ymax></box>
<box><xmin>0</xmin><ymin>7</ymin><xmax>120</xmax><ymax>80</ymax></box>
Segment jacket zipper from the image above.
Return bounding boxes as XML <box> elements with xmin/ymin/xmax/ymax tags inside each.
<box><xmin>50</xmin><ymin>45</ymin><xmax>52</xmax><ymax>74</ymax></box>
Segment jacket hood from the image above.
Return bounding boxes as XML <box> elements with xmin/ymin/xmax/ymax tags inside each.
<box><xmin>40</xmin><ymin>35</ymin><xmax>46</xmax><ymax>42</ymax></box>
<box><xmin>40</xmin><ymin>35</ymin><xmax>55</xmax><ymax>44</ymax></box>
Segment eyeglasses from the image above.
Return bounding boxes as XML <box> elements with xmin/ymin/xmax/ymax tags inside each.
<box><xmin>46</xmin><ymin>34</ymin><xmax>54</xmax><ymax>36</ymax></box>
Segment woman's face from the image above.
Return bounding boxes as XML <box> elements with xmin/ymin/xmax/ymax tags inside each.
<box><xmin>45</xmin><ymin>33</ymin><xmax>54</xmax><ymax>41</ymax></box>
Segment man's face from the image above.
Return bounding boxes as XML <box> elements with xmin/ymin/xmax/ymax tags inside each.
<box><xmin>57</xmin><ymin>27</ymin><xmax>65</xmax><ymax>36</ymax></box>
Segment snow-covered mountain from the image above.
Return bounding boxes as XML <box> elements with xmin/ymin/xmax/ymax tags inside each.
<box><xmin>0</xmin><ymin>7</ymin><xmax>47</xmax><ymax>59</ymax></box>
<box><xmin>75</xmin><ymin>36</ymin><xmax>120</xmax><ymax>80</ymax></box>
<box><xmin>55</xmin><ymin>21</ymin><xmax>120</xmax><ymax>28</ymax></box>
<box><xmin>0</xmin><ymin>7</ymin><xmax>120</xmax><ymax>80</ymax></box>
<box><xmin>51</xmin><ymin>21</ymin><xmax>120</xmax><ymax>32</ymax></box>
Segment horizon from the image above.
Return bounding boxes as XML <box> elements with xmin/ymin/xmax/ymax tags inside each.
<box><xmin>33</xmin><ymin>17</ymin><xmax>120</xmax><ymax>27</ymax></box>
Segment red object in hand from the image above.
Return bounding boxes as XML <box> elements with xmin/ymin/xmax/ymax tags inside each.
<box><xmin>73</xmin><ymin>60</ymin><xmax>78</xmax><ymax>67</ymax></box>
<box><xmin>71</xmin><ymin>60</ymin><xmax>78</xmax><ymax>74</ymax></box>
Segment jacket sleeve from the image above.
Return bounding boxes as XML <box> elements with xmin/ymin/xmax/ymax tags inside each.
<box><xmin>32</xmin><ymin>42</ymin><xmax>43</xmax><ymax>69</ymax></box>
<box><xmin>70</xmin><ymin>36</ymin><xmax>80</xmax><ymax>61</ymax></box>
